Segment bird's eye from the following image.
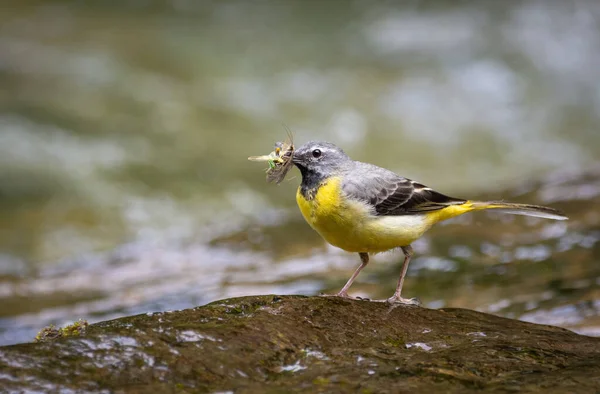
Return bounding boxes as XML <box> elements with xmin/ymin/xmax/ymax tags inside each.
<box><xmin>312</xmin><ymin>149</ymin><xmax>322</xmax><ymax>158</ymax></box>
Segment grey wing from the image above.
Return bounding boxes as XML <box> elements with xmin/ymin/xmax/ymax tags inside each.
<box><xmin>341</xmin><ymin>163</ymin><xmax>466</xmax><ymax>216</ymax></box>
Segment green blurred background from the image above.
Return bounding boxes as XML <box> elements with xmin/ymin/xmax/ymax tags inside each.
<box><xmin>1</xmin><ymin>0</ymin><xmax>599</xmax><ymax>345</ymax></box>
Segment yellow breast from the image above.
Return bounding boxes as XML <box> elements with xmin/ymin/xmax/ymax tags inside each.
<box><xmin>295</xmin><ymin>176</ymin><xmax>432</xmax><ymax>253</ymax></box>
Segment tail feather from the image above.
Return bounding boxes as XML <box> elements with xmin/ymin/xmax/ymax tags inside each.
<box><xmin>470</xmin><ymin>201</ymin><xmax>567</xmax><ymax>221</ymax></box>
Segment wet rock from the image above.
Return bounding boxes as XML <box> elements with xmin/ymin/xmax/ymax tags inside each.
<box><xmin>1</xmin><ymin>295</ymin><xmax>599</xmax><ymax>393</ymax></box>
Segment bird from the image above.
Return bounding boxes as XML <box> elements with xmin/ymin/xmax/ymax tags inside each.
<box><xmin>291</xmin><ymin>141</ymin><xmax>568</xmax><ymax>305</ymax></box>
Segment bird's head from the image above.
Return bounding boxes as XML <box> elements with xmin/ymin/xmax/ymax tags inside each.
<box><xmin>292</xmin><ymin>141</ymin><xmax>351</xmax><ymax>177</ymax></box>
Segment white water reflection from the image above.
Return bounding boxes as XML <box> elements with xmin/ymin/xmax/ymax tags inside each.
<box><xmin>1</xmin><ymin>0</ymin><xmax>600</xmax><ymax>345</ymax></box>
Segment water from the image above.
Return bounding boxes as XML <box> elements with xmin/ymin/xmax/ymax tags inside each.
<box><xmin>1</xmin><ymin>0</ymin><xmax>599</xmax><ymax>345</ymax></box>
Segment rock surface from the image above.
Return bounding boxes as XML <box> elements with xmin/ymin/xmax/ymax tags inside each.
<box><xmin>1</xmin><ymin>295</ymin><xmax>599</xmax><ymax>393</ymax></box>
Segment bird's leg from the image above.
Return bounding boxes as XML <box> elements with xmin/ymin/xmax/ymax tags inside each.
<box><xmin>386</xmin><ymin>245</ymin><xmax>420</xmax><ymax>305</ymax></box>
<box><xmin>333</xmin><ymin>252</ymin><xmax>369</xmax><ymax>299</ymax></box>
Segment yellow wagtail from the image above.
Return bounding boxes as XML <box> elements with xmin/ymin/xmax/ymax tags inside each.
<box><xmin>290</xmin><ymin>141</ymin><xmax>568</xmax><ymax>305</ymax></box>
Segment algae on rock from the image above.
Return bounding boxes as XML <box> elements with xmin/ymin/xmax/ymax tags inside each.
<box><xmin>34</xmin><ymin>319</ymin><xmax>89</xmax><ymax>343</ymax></box>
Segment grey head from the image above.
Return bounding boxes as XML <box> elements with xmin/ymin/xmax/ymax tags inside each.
<box><xmin>292</xmin><ymin>141</ymin><xmax>353</xmax><ymax>185</ymax></box>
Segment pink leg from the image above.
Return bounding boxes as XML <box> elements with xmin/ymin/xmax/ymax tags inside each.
<box><xmin>386</xmin><ymin>245</ymin><xmax>420</xmax><ymax>305</ymax></box>
<box><xmin>324</xmin><ymin>252</ymin><xmax>369</xmax><ymax>299</ymax></box>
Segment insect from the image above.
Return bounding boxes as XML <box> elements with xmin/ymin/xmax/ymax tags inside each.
<box><xmin>248</xmin><ymin>131</ymin><xmax>295</xmax><ymax>184</ymax></box>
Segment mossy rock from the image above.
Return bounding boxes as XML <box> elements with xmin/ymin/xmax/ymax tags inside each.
<box><xmin>1</xmin><ymin>295</ymin><xmax>599</xmax><ymax>393</ymax></box>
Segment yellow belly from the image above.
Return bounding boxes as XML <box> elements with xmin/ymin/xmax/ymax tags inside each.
<box><xmin>296</xmin><ymin>177</ymin><xmax>433</xmax><ymax>253</ymax></box>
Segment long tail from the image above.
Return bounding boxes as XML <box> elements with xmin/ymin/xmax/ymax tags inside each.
<box><xmin>469</xmin><ymin>201</ymin><xmax>567</xmax><ymax>220</ymax></box>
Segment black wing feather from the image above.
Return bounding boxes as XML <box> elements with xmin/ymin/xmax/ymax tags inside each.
<box><xmin>341</xmin><ymin>163</ymin><xmax>466</xmax><ymax>216</ymax></box>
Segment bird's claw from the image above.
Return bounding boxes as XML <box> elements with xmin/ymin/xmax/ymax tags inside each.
<box><xmin>319</xmin><ymin>292</ymin><xmax>355</xmax><ymax>300</ymax></box>
<box><xmin>386</xmin><ymin>296</ymin><xmax>421</xmax><ymax>306</ymax></box>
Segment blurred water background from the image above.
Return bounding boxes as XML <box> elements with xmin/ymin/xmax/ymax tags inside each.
<box><xmin>1</xmin><ymin>0</ymin><xmax>600</xmax><ymax>345</ymax></box>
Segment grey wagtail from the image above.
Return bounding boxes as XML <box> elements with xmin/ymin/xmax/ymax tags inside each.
<box><xmin>291</xmin><ymin>141</ymin><xmax>567</xmax><ymax>305</ymax></box>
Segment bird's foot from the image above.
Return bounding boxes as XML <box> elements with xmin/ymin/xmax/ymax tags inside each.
<box><xmin>319</xmin><ymin>291</ymin><xmax>357</xmax><ymax>300</ymax></box>
<box><xmin>386</xmin><ymin>295</ymin><xmax>421</xmax><ymax>306</ymax></box>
